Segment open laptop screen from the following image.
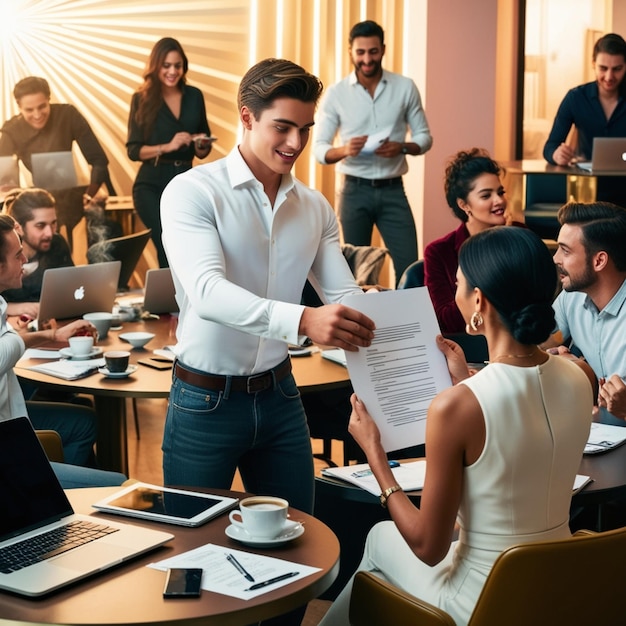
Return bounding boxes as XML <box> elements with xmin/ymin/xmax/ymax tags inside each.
<box><xmin>0</xmin><ymin>417</ymin><xmax>73</xmax><ymax>542</ymax></box>
<box><xmin>38</xmin><ymin>261</ymin><xmax>121</xmax><ymax>323</ymax></box>
<box><xmin>31</xmin><ymin>151</ymin><xmax>78</xmax><ymax>190</ymax></box>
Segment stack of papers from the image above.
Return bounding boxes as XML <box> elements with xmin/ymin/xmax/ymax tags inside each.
<box><xmin>322</xmin><ymin>461</ymin><xmax>591</xmax><ymax>496</ymax></box>
<box><xmin>573</xmin><ymin>475</ymin><xmax>593</xmax><ymax>495</ymax></box>
<box><xmin>28</xmin><ymin>359</ymin><xmax>105</xmax><ymax>380</ymax></box>
<box><xmin>584</xmin><ymin>422</ymin><xmax>626</xmax><ymax>454</ymax></box>
<box><xmin>153</xmin><ymin>347</ymin><xmax>176</xmax><ymax>361</ymax></box>
<box><xmin>321</xmin><ymin>348</ymin><xmax>347</xmax><ymax>367</ymax></box>
<box><xmin>321</xmin><ymin>460</ymin><xmax>427</xmax><ymax>496</ymax></box>
<box><xmin>149</xmin><ymin>543</ymin><xmax>320</xmax><ymax>599</ymax></box>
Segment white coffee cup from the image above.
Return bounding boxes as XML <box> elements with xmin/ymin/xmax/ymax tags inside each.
<box><xmin>83</xmin><ymin>312</ymin><xmax>114</xmax><ymax>339</ymax></box>
<box><xmin>68</xmin><ymin>335</ymin><xmax>94</xmax><ymax>356</ymax></box>
<box><xmin>228</xmin><ymin>496</ymin><xmax>289</xmax><ymax>539</ymax></box>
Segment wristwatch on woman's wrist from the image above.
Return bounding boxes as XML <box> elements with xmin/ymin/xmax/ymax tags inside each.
<box><xmin>380</xmin><ymin>484</ymin><xmax>402</xmax><ymax>508</ymax></box>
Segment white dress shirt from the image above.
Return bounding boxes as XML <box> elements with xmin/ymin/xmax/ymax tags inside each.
<box><xmin>161</xmin><ymin>148</ymin><xmax>362</xmax><ymax>376</ymax></box>
<box><xmin>313</xmin><ymin>69</ymin><xmax>432</xmax><ymax>178</ymax></box>
<box><xmin>0</xmin><ymin>297</ymin><xmax>27</xmax><ymax>421</ymax></box>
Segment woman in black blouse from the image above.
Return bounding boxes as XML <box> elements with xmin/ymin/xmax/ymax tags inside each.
<box><xmin>127</xmin><ymin>37</ymin><xmax>212</xmax><ymax>267</ymax></box>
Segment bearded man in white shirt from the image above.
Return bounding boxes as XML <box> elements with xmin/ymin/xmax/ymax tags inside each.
<box><xmin>314</xmin><ymin>20</ymin><xmax>433</xmax><ymax>284</ymax></box>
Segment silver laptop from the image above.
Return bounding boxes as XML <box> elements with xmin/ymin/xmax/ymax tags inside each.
<box><xmin>38</xmin><ymin>261</ymin><xmax>121</xmax><ymax>324</ymax></box>
<box><xmin>31</xmin><ymin>151</ymin><xmax>78</xmax><ymax>190</ymax></box>
<box><xmin>0</xmin><ymin>416</ymin><xmax>173</xmax><ymax>597</ymax></box>
<box><xmin>143</xmin><ymin>268</ymin><xmax>179</xmax><ymax>314</ymax></box>
<box><xmin>0</xmin><ymin>156</ymin><xmax>19</xmax><ymax>187</ymax></box>
<box><xmin>576</xmin><ymin>137</ymin><xmax>626</xmax><ymax>173</ymax></box>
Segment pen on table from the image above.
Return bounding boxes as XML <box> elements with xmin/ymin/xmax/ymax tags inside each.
<box><xmin>246</xmin><ymin>571</ymin><xmax>299</xmax><ymax>591</ymax></box>
<box><xmin>226</xmin><ymin>553</ymin><xmax>255</xmax><ymax>582</ymax></box>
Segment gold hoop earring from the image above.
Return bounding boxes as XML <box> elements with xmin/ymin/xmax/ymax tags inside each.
<box><xmin>469</xmin><ymin>311</ymin><xmax>483</xmax><ymax>332</ymax></box>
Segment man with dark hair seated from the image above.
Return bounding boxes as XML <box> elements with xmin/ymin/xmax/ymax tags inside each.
<box><xmin>0</xmin><ymin>212</ymin><xmax>124</xmax><ymax>485</ymax></box>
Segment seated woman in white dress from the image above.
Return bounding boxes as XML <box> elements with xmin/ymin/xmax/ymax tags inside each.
<box><xmin>320</xmin><ymin>227</ymin><xmax>595</xmax><ymax>626</ymax></box>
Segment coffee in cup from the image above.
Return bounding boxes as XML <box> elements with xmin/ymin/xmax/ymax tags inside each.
<box><xmin>104</xmin><ymin>350</ymin><xmax>130</xmax><ymax>373</ymax></box>
<box><xmin>228</xmin><ymin>496</ymin><xmax>288</xmax><ymax>539</ymax></box>
<box><xmin>68</xmin><ymin>335</ymin><xmax>94</xmax><ymax>356</ymax></box>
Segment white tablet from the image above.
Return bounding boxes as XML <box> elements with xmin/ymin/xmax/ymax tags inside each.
<box><xmin>92</xmin><ymin>482</ymin><xmax>239</xmax><ymax>527</ymax></box>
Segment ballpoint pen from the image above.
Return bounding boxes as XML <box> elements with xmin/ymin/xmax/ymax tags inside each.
<box><xmin>246</xmin><ymin>571</ymin><xmax>299</xmax><ymax>591</ymax></box>
<box><xmin>226</xmin><ymin>553</ymin><xmax>255</xmax><ymax>582</ymax></box>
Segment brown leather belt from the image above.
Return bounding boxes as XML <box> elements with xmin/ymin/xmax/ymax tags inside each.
<box><xmin>174</xmin><ymin>358</ymin><xmax>292</xmax><ymax>394</ymax></box>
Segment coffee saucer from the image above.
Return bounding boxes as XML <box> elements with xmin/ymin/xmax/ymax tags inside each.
<box><xmin>59</xmin><ymin>347</ymin><xmax>103</xmax><ymax>360</ymax></box>
<box><xmin>98</xmin><ymin>365</ymin><xmax>138</xmax><ymax>379</ymax></box>
<box><xmin>225</xmin><ymin>520</ymin><xmax>304</xmax><ymax>548</ymax></box>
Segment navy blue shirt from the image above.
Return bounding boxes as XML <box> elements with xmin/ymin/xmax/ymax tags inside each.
<box><xmin>543</xmin><ymin>81</ymin><xmax>626</xmax><ymax>206</ymax></box>
<box><xmin>543</xmin><ymin>81</ymin><xmax>626</xmax><ymax>162</ymax></box>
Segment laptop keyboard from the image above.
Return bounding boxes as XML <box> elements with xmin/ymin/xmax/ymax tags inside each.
<box><xmin>0</xmin><ymin>520</ymin><xmax>119</xmax><ymax>574</ymax></box>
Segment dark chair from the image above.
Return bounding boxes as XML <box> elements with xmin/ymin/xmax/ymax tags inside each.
<box><xmin>349</xmin><ymin>528</ymin><xmax>626</xmax><ymax>626</ymax></box>
<box><xmin>524</xmin><ymin>173</ymin><xmax>567</xmax><ymax>240</ymax></box>
<box><xmin>443</xmin><ymin>332</ymin><xmax>489</xmax><ymax>365</ymax></box>
<box><xmin>87</xmin><ymin>229</ymin><xmax>151</xmax><ymax>290</ymax></box>
<box><xmin>397</xmin><ymin>259</ymin><xmax>424</xmax><ymax>289</ymax></box>
<box><xmin>303</xmin><ymin>245</ymin><xmax>388</xmax><ymax>467</ymax></box>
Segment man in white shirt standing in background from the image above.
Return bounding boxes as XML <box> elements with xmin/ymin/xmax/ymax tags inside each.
<box><xmin>314</xmin><ymin>20</ymin><xmax>432</xmax><ymax>284</ymax></box>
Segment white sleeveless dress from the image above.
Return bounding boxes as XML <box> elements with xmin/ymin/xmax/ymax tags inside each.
<box><xmin>320</xmin><ymin>355</ymin><xmax>593</xmax><ymax>626</ymax></box>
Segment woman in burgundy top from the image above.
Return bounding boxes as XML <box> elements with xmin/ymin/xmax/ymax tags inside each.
<box><xmin>425</xmin><ymin>148</ymin><xmax>518</xmax><ymax>333</ymax></box>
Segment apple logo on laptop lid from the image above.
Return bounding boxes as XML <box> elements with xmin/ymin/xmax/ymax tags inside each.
<box><xmin>74</xmin><ymin>286</ymin><xmax>85</xmax><ymax>301</ymax></box>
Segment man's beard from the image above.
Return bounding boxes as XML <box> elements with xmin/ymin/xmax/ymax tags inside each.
<box><xmin>559</xmin><ymin>263</ymin><xmax>596</xmax><ymax>292</ymax></box>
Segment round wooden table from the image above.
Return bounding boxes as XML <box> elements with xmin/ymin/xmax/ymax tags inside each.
<box><xmin>15</xmin><ymin>322</ymin><xmax>351</xmax><ymax>474</ymax></box>
<box><xmin>0</xmin><ymin>487</ymin><xmax>340</xmax><ymax>626</ymax></box>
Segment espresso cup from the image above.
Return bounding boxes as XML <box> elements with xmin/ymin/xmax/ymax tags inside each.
<box><xmin>228</xmin><ymin>496</ymin><xmax>289</xmax><ymax>539</ymax></box>
<box><xmin>68</xmin><ymin>335</ymin><xmax>94</xmax><ymax>356</ymax></box>
<box><xmin>104</xmin><ymin>350</ymin><xmax>130</xmax><ymax>373</ymax></box>
<box><xmin>83</xmin><ymin>312</ymin><xmax>114</xmax><ymax>339</ymax></box>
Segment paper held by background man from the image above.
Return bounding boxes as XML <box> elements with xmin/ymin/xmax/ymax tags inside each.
<box><xmin>343</xmin><ymin>288</ymin><xmax>452</xmax><ymax>452</ymax></box>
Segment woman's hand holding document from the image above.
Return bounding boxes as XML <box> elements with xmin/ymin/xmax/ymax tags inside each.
<box><xmin>341</xmin><ymin>288</ymin><xmax>453</xmax><ymax>452</ymax></box>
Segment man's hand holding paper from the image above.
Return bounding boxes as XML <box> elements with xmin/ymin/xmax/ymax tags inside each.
<box><xmin>359</xmin><ymin>126</ymin><xmax>392</xmax><ymax>155</ymax></box>
<box><xmin>341</xmin><ymin>288</ymin><xmax>453</xmax><ymax>451</ymax></box>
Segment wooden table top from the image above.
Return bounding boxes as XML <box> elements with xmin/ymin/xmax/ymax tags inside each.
<box><xmin>0</xmin><ymin>487</ymin><xmax>340</xmax><ymax>626</ymax></box>
<box><xmin>16</xmin><ymin>319</ymin><xmax>351</xmax><ymax>397</ymax></box>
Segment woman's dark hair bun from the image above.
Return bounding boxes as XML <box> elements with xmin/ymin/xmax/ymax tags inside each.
<box><xmin>507</xmin><ymin>302</ymin><xmax>556</xmax><ymax>345</ymax></box>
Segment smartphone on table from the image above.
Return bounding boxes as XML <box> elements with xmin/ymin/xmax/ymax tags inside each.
<box><xmin>163</xmin><ymin>568</ymin><xmax>203</xmax><ymax>598</ymax></box>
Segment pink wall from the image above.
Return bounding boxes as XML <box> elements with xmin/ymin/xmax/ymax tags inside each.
<box><xmin>415</xmin><ymin>0</ymin><xmax>500</xmax><ymax>252</ymax></box>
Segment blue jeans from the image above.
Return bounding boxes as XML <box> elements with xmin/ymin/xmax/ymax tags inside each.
<box><xmin>28</xmin><ymin>401</ymin><xmax>97</xmax><ymax>467</ymax></box>
<box><xmin>51</xmin><ymin>462</ymin><xmax>127</xmax><ymax>489</ymax></box>
<box><xmin>338</xmin><ymin>177</ymin><xmax>418</xmax><ymax>284</ymax></box>
<box><xmin>162</xmin><ymin>363</ymin><xmax>314</xmax><ymax>514</ymax></box>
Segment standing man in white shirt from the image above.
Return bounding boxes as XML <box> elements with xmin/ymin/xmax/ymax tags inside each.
<box><xmin>160</xmin><ymin>59</ymin><xmax>374</xmax><ymax>514</ymax></box>
<box><xmin>314</xmin><ymin>20</ymin><xmax>433</xmax><ymax>284</ymax></box>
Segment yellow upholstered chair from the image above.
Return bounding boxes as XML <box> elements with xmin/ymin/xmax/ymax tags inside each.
<box><xmin>349</xmin><ymin>527</ymin><xmax>626</xmax><ymax>626</ymax></box>
<box><xmin>35</xmin><ymin>430</ymin><xmax>65</xmax><ymax>463</ymax></box>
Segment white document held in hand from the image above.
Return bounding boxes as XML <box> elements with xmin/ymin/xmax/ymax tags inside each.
<box><xmin>359</xmin><ymin>126</ymin><xmax>392</xmax><ymax>155</ymax></box>
<box><xmin>342</xmin><ymin>288</ymin><xmax>452</xmax><ymax>452</ymax></box>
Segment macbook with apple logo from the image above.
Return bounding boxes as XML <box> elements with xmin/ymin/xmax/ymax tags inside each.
<box><xmin>575</xmin><ymin>137</ymin><xmax>626</xmax><ymax>173</ymax></box>
<box><xmin>37</xmin><ymin>261</ymin><xmax>121</xmax><ymax>326</ymax></box>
